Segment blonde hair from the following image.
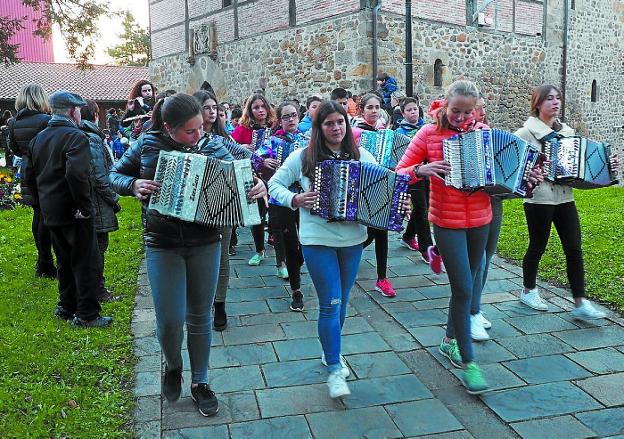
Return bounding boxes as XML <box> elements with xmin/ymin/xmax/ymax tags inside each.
<box><xmin>436</xmin><ymin>80</ymin><xmax>479</xmax><ymax>131</ymax></box>
<box><xmin>15</xmin><ymin>84</ymin><xmax>51</xmax><ymax>114</ymax></box>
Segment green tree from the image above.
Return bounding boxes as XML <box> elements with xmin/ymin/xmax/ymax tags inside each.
<box><xmin>106</xmin><ymin>11</ymin><xmax>150</xmax><ymax>66</ymax></box>
<box><xmin>0</xmin><ymin>0</ymin><xmax>109</xmax><ymax>68</ymax></box>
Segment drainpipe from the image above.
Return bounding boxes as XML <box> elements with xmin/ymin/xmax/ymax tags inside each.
<box><xmin>371</xmin><ymin>0</ymin><xmax>381</xmax><ymax>90</ymax></box>
<box><xmin>405</xmin><ymin>0</ymin><xmax>413</xmax><ymax>96</ymax></box>
<box><xmin>561</xmin><ymin>0</ymin><xmax>569</xmax><ymax>121</ymax></box>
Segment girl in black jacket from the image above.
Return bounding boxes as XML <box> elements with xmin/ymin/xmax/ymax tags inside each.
<box><xmin>110</xmin><ymin>93</ymin><xmax>265</xmax><ymax>417</ymax></box>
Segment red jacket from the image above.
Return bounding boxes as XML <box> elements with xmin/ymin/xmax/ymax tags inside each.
<box><xmin>231</xmin><ymin>125</ymin><xmax>253</xmax><ymax>144</ymax></box>
<box><xmin>396</xmin><ymin>123</ymin><xmax>492</xmax><ymax>229</ymax></box>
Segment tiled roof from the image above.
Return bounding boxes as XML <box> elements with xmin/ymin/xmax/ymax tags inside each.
<box><xmin>0</xmin><ymin>62</ymin><xmax>149</xmax><ymax>101</ymax></box>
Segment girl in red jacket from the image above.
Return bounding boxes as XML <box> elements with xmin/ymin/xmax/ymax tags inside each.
<box><xmin>232</xmin><ymin>93</ymin><xmax>276</xmax><ymax>266</ymax></box>
<box><xmin>396</xmin><ymin>80</ymin><xmax>490</xmax><ymax>394</ymax></box>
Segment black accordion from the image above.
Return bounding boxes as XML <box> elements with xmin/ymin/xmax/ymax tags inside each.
<box><xmin>543</xmin><ymin>136</ymin><xmax>618</xmax><ymax>189</ymax></box>
<box><xmin>443</xmin><ymin>129</ymin><xmax>545</xmax><ymax>197</ymax></box>
<box><xmin>310</xmin><ymin>160</ymin><xmax>409</xmax><ymax>231</ymax></box>
<box><xmin>149</xmin><ymin>150</ymin><xmax>261</xmax><ymax>227</ymax></box>
<box><xmin>359</xmin><ymin>129</ymin><xmax>411</xmax><ymax>169</ymax></box>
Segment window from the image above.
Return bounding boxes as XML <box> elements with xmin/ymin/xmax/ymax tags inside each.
<box><xmin>591</xmin><ymin>80</ymin><xmax>597</xmax><ymax>102</ymax></box>
<box><xmin>289</xmin><ymin>0</ymin><xmax>296</xmax><ymax>26</ymax></box>
<box><xmin>434</xmin><ymin>59</ymin><xmax>443</xmax><ymax>87</ymax></box>
<box><xmin>571</xmin><ymin>0</ymin><xmax>576</xmax><ymax>10</ymax></box>
<box><xmin>223</xmin><ymin>0</ymin><xmax>232</xmax><ymax>7</ymax></box>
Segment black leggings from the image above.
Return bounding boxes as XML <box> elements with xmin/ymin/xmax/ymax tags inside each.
<box><xmin>522</xmin><ymin>201</ymin><xmax>584</xmax><ymax>298</ymax></box>
<box><xmin>268</xmin><ymin>204</ymin><xmax>303</xmax><ymax>291</ymax></box>
<box><xmin>363</xmin><ymin>228</ymin><xmax>388</xmax><ymax>280</ymax></box>
<box><xmin>251</xmin><ymin>198</ymin><xmax>268</xmax><ymax>253</ymax></box>
<box><xmin>402</xmin><ymin>180</ymin><xmax>433</xmax><ymax>253</ymax></box>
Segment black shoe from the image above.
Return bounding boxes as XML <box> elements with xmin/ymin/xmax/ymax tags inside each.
<box><xmin>191</xmin><ymin>383</ymin><xmax>219</xmax><ymax>417</ymax></box>
<box><xmin>97</xmin><ymin>288</ymin><xmax>121</xmax><ymax>302</ymax></box>
<box><xmin>290</xmin><ymin>290</ymin><xmax>304</xmax><ymax>312</ymax></box>
<box><xmin>162</xmin><ymin>367</ymin><xmax>182</xmax><ymax>402</ymax></box>
<box><xmin>213</xmin><ymin>301</ymin><xmax>227</xmax><ymax>331</ymax></box>
<box><xmin>228</xmin><ymin>246</ymin><xmax>236</xmax><ymax>256</ymax></box>
<box><xmin>71</xmin><ymin>315</ymin><xmax>113</xmax><ymax>328</ymax></box>
<box><xmin>54</xmin><ymin>305</ymin><xmax>74</xmax><ymax>320</ymax></box>
<box><xmin>36</xmin><ymin>263</ymin><xmax>57</xmax><ymax>279</ymax></box>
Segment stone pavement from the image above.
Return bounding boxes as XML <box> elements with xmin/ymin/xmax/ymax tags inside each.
<box><xmin>132</xmin><ymin>229</ymin><xmax>624</xmax><ymax>438</ymax></box>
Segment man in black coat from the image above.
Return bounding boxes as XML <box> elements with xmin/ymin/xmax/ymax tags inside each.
<box><xmin>25</xmin><ymin>90</ymin><xmax>112</xmax><ymax>328</ymax></box>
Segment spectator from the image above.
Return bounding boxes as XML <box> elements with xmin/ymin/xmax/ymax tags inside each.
<box><xmin>390</xmin><ymin>90</ymin><xmax>406</xmax><ymax>128</ymax></box>
<box><xmin>297</xmin><ymin>96</ymin><xmax>322</xmax><ymax>134</ymax></box>
<box><xmin>376</xmin><ymin>72</ymin><xmax>398</xmax><ymax>108</ymax></box>
<box><xmin>122</xmin><ymin>80</ymin><xmax>156</xmax><ymax>127</ymax></box>
<box><xmin>106</xmin><ymin>108</ymin><xmax>121</xmax><ymax>138</ymax></box>
<box><xmin>25</xmin><ymin>90</ymin><xmax>112</xmax><ymax>328</ymax></box>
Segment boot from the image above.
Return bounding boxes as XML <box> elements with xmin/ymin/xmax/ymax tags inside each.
<box><xmin>213</xmin><ymin>301</ymin><xmax>227</xmax><ymax>331</ymax></box>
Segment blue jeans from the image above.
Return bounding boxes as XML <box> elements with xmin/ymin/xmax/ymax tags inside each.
<box><xmin>434</xmin><ymin>224</ymin><xmax>489</xmax><ymax>364</ymax></box>
<box><xmin>146</xmin><ymin>242</ymin><xmax>220</xmax><ymax>383</ymax></box>
<box><xmin>302</xmin><ymin>244</ymin><xmax>363</xmax><ymax>373</ymax></box>
<box><xmin>471</xmin><ymin>197</ymin><xmax>503</xmax><ymax>314</ymax></box>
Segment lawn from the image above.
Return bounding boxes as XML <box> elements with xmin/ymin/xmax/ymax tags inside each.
<box><xmin>0</xmin><ymin>197</ymin><xmax>144</xmax><ymax>438</ymax></box>
<box><xmin>498</xmin><ymin>186</ymin><xmax>624</xmax><ymax>312</ymax></box>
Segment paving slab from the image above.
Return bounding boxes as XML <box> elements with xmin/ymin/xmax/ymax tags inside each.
<box><xmin>386</xmin><ymin>399</ymin><xmax>463</xmax><ymax>437</ymax></box>
<box><xmin>346</xmin><ymin>351</ymin><xmax>411</xmax><ymax>379</ymax></box>
<box><xmin>408</xmin><ymin>325</ymin><xmax>447</xmax><ymax>347</ymax></box>
<box><xmin>210</xmin><ymin>365</ymin><xmax>265</xmax><ymax>393</ymax></box>
<box><xmin>392</xmin><ymin>309</ymin><xmax>448</xmax><ymax>327</ymax></box>
<box><xmin>496</xmin><ymin>333</ymin><xmax>575</xmax><ymax>358</ymax></box>
<box><xmin>553</xmin><ymin>325</ymin><xmax>624</xmax><ymax>350</ymax></box>
<box><xmin>343</xmin><ymin>374</ymin><xmax>432</xmax><ymax>409</ymax></box>
<box><xmin>505</xmin><ymin>313</ymin><xmax>578</xmax><ymax>335</ymax></box>
<box><xmin>574</xmin><ymin>372</ymin><xmax>624</xmax><ymax>406</ymax></box>
<box><xmin>262</xmin><ymin>358</ymin><xmax>332</xmax><ymax>388</ymax></box>
<box><xmin>222</xmin><ymin>323</ymin><xmax>286</xmax><ymax>345</ymax></box>
<box><xmin>575</xmin><ymin>407</ymin><xmax>624</xmax><ymax>437</ymax></box>
<box><xmin>273</xmin><ymin>337</ymin><xmax>323</xmax><ymax>361</ymax></box>
<box><xmin>510</xmin><ymin>415</ymin><xmax>597</xmax><ymax>439</ymax></box>
<box><xmin>229</xmin><ymin>415</ymin><xmax>313</xmax><ymax>439</ymax></box>
<box><xmin>481</xmin><ymin>381</ymin><xmax>602</xmax><ymax>422</ymax></box>
<box><xmin>256</xmin><ymin>383</ymin><xmax>344</xmax><ymax>418</ymax></box>
<box><xmin>451</xmin><ymin>363</ymin><xmax>525</xmax><ymax>391</ymax></box>
<box><xmin>306</xmin><ymin>406</ymin><xmax>403</xmax><ymax>439</ymax></box>
<box><xmin>565</xmin><ymin>347</ymin><xmax>624</xmax><ymax>374</ymax></box>
<box><xmin>162</xmin><ymin>424</ymin><xmax>229</xmax><ymax>438</ymax></box>
<box><xmin>502</xmin><ymin>354</ymin><xmax>592</xmax><ymax>384</ymax></box>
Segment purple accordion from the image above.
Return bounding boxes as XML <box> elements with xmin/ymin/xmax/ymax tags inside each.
<box><xmin>310</xmin><ymin>160</ymin><xmax>410</xmax><ymax>231</ymax></box>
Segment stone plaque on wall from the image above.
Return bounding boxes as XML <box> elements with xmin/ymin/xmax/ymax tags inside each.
<box><xmin>191</xmin><ymin>23</ymin><xmax>217</xmax><ymax>60</ymax></box>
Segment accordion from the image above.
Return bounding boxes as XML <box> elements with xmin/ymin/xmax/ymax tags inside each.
<box><xmin>250</xmin><ymin>128</ymin><xmax>269</xmax><ymax>151</ymax></box>
<box><xmin>443</xmin><ymin>129</ymin><xmax>545</xmax><ymax>197</ymax></box>
<box><xmin>204</xmin><ymin>134</ymin><xmax>265</xmax><ymax>172</ymax></box>
<box><xmin>311</xmin><ymin>160</ymin><xmax>410</xmax><ymax>231</ymax></box>
<box><xmin>273</xmin><ymin>137</ymin><xmax>304</xmax><ymax>165</ymax></box>
<box><xmin>149</xmin><ymin>150</ymin><xmax>261</xmax><ymax>227</ymax></box>
<box><xmin>359</xmin><ymin>129</ymin><xmax>411</xmax><ymax>169</ymax></box>
<box><xmin>544</xmin><ymin>136</ymin><xmax>617</xmax><ymax>189</ymax></box>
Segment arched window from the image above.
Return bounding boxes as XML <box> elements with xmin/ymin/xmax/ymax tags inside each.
<box><xmin>591</xmin><ymin>80</ymin><xmax>597</xmax><ymax>102</ymax></box>
<box><xmin>434</xmin><ymin>59</ymin><xmax>443</xmax><ymax>87</ymax></box>
<box><xmin>289</xmin><ymin>0</ymin><xmax>296</xmax><ymax>26</ymax></box>
<box><xmin>571</xmin><ymin>0</ymin><xmax>576</xmax><ymax>10</ymax></box>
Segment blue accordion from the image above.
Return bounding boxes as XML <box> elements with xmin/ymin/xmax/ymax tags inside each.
<box><xmin>443</xmin><ymin>129</ymin><xmax>545</xmax><ymax>197</ymax></box>
<box><xmin>359</xmin><ymin>129</ymin><xmax>411</xmax><ymax>169</ymax></box>
<box><xmin>310</xmin><ymin>160</ymin><xmax>410</xmax><ymax>231</ymax></box>
<box><xmin>543</xmin><ymin>136</ymin><xmax>618</xmax><ymax>189</ymax></box>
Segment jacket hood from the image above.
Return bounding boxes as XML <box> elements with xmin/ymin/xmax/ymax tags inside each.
<box><xmin>398</xmin><ymin>118</ymin><xmax>425</xmax><ymax>130</ymax></box>
<box><xmin>16</xmin><ymin>108</ymin><xmax>46</xmax><ymax>120</ymax></box>
<box><xmin>522</xmin><ymin>116</ymin><xmax>574</xmax><ymax>140</ymax></box>
<box><xmin>80</xmin><ymin>120</ymin><xmax>105</xmax><ymax>139</ymax></box>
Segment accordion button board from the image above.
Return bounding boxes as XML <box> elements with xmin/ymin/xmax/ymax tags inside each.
<box><xmin>359</xmin><ymin>129</ymin><xmax>411</xmax><ymax>170</ymax></box>
<box><xmin>149</xmin><ymin>149</ymin><xmax>261</xmax><ymax>227</ymax></box>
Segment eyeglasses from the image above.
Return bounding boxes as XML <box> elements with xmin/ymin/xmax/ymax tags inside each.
<box><xmin>281</xmin><ymin>112</ymin><xmax>298</xmax><ymax>121</ymax></box>
<box><xmin>202</xmin><ymin>105</ymin><xmax>217</xmax><ymax>111</ymax></box>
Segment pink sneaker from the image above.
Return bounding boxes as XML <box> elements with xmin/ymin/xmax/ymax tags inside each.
<box><xmin>400</xmin><ymin>238</ymin><xmax>419</xmax><ymax>251</ymax></box>
<box><xmin>375</xmin><ymin>279</ymin><xmax>396</xmax><ymax>298</ymax></box>
<box><xmin>420</xmin><ymin>251</ymin><xmax>430</xmax><ymax>264</ymax></box>
<box><xmin>427</xmin><ymin>245</ymin><xmax>443</xmax><ymax>275</ymax></box>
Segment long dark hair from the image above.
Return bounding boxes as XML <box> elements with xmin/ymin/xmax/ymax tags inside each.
<box><xmin>150</xmin><ymin>93</ymin><xmax>201</xmax><ymax>133</ymax></box>
<box><xmin>239</xmin><ymin>93</ymin><xmax>276</xmax><ymax>128</ymax></box>
<box><xmin>192</xmin><ymin>90</ymin><xmax>229</xmax><ymax>138</ymax></box>
<box><xmin>302</xmin><ymin>100</ymin><xmax>359</xmax><ymax>179</ymax></box>
<box><xmin>128</xmin><ymin>80</ymin><xmax>155</xmax><ymax>101</ymax></box>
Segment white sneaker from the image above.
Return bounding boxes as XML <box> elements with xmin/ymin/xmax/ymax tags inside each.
<box><xmin>474</xmin><ymin>312</ymin><xmax>492</xmax><ymax>329</ymax></box>
<box><xmin>520</xmin><ymin>288</ymin><xmax>549</xmax><ymax>311</ymax></box>
<box><xmin>327</xmin><ymin>371</ymin><xmax>350</xmax><ymax>398</ymax></box>
<box><xmin>571</xmin><ymin>299</ymin><xmax>607</xmax><ymax>321</ymax></box>
<box><xmin>321</xmin><ymin>353</ymin><xmax>350</xmax><ymax>378</ymax></box>
<box><xmin>470</xmin><ymin>315</ymin><xmax>490</xmax><ymax>341</ymax></box>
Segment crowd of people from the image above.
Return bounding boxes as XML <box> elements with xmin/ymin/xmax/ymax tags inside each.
<box><xmin>2</xmin><ymin>72</ymin><xmax>618</xmax><ymax>416</ymax></box>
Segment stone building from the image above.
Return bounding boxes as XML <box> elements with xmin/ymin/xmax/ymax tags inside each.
<box><xmin>148</xmin><ymin>0</ymin><xmax>623</xmax><ymax>152</ymax></box>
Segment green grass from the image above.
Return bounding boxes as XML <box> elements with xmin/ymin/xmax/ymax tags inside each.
<box><xmin>498</xmin><ymin>186</ymin><xmax>624</xmax><ymax>312</ymax></box>
<box><xmin>0</xmin><ymin>197</ymin><xmax>144</xmax><ymax>438</ymax></box>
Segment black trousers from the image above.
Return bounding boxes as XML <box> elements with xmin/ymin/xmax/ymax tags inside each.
<box><xmin>32</xmin><ymin>206</ymin><xmax>54</xmax><ymax>268</ymax></box>
<box><xmin>49</xmin><ymin>218</ymin><xmax>102</xmax><ymax>320</ymax></box>
<box><xmin>363</xmin><ymin>228</ymin><xmax>388</xmax><ymax>280</ymax></box>
<box><xmin>96</xmin><ymin>232</ymin><xmax>109</xmax><ymax>293</ymax></box>
<box><xmin>268</xmin><ymin>204</ymin><xmax>303</xmax><ymax>291</ymax></box>
<box><xmin>402</xmin><ymin>180</ymin><xmax>433</xmax><ymax>254</ymax></box>
<box><xmin>522</xmin><ymin>201</ymin><xmax>585</xmax><ymax>298</ymax></box>
<box><xmin>251</xmin><ymin>197</ymin><xmax>268</xmax><ymax>253</ymax></box>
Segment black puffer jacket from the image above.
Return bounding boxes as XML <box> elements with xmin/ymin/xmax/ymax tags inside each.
<box><xmin>8</xmin><ymin>109</ymin><xmax>51</xmax><ymax>206</ymax></box>
<box><xmin>81</xmin><ymin>120</ymin><xmax>119</xmax><ymax>233</ymax></box>
<box><xmin>109</xmin><ymin>131</ymin><xmax>221</xmax><ymax>248</ymax></box>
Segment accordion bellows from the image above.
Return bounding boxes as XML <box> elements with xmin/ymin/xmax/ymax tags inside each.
<box><xmin>544</xmin><ymin>136</ymin><xmax>617</xmax><ymax>189</ymax></box>
<box><xmin>443</xmin><ymin>129</ymin><xmax>544</xmax><ymax>197</ymax></box>
<box><xmin>359</xmin><ymin>129</ymin><xmax>411</xmax><ymax>169</ymax></box>
<box><xmin>149</xmin><ymin>150</ymin><xmax>261</xmax><ymax>227</ymax></box>
<box><xmin>311</xmin><ymin>160</ymin><xmax>409</xmax><ymax>231</ymax></box>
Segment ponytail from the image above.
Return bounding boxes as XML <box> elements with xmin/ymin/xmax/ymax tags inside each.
<box><xmin>150</xmin><ymin>93</ymin><xmax>201</xmax><ymax>132</ymax></box>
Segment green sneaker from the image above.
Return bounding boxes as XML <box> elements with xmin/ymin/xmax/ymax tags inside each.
<box><xmin>439</xmin><ymin>338</ymin><xmax>462</xmax><ymax>368</ymax></box>
<box><xmin>248</xmin><ymin>252</ymin><xmax>265</xmax><ymax>266</ymax></box>
<box><xmin>462</xmin><ymin>362</ymin><xmax>489</xmax><ymax>395</ymax></box>
<box><xmin>276</xmin><ymin>266</ymin><xmax>289</xmax><ymax>279</ymax></box>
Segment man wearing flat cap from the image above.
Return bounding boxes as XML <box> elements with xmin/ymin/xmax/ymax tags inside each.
<box><xmin>25</xmin><ymin>90</ymin><xmax>112</xmax><ymax>328</ymax></box>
